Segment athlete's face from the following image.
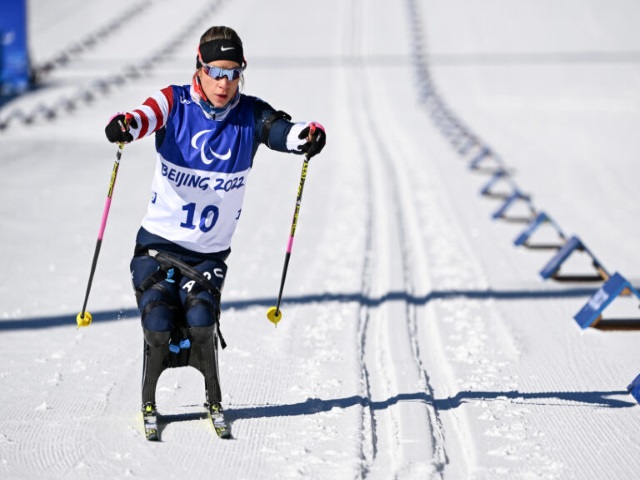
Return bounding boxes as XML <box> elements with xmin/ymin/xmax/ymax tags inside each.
<box><xmin>198</xmin><ymin>60</ymin><xmax>242</xmax><ymax>108</ymax></box>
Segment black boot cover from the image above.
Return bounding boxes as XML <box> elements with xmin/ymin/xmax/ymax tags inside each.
<box><xmin>188</xmin><ymin>326</ymin><xmax>222</xmax><ymax>405</ymax></box>
<box><xmin>141</xmin><ymin>329</ymin><xmax>171</xmax><ymax>405</ymax></box>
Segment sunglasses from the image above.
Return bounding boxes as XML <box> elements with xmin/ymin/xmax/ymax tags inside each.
<box><xmin>199</xmin><ymin>60</ymin><xmax>245</xmax><ymax>81</ymax></box>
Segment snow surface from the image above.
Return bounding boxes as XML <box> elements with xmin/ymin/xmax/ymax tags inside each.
<box><xmin>2</xmin><ymin>0</ymin><xmax>640</xmax><ymax>478</ymax></box>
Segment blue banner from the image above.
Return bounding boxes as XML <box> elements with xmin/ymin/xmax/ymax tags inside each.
<box><xmin>0</xmin><ymin>0</ymin><xmax>31</xmax><ymax>95</ymax></box>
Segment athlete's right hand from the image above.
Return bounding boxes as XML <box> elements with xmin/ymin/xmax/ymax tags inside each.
<box><xmin>105</xmin><ymin>113</ymin><xmax>137</xmax><ymax>143</ymax></box>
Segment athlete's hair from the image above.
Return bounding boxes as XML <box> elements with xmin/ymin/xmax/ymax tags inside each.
<box><xmin>199</xmin><ymin>26</ymin><xmax>243</xmax><ymax>46</ymax></box>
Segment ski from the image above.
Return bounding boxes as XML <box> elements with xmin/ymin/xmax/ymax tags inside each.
<box><xmin>140</xmin><ymin>402</ymin><xmax>229</xmax><ymax>441</ymax></box>
<box><xmin>142</xmin><ymin>402</ymin><xmax>159</xmax><ymax>441</ymax></box>
<box><xmin>207</xmin><ymin>402</ymin><xmax>231</xmax><ymax>439</ymax></box>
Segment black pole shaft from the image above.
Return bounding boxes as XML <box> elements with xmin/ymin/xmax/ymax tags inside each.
<box><xmin>273</xmin><ymin>156</ymin><xmax>310</xmax><ymax>317</ymax></box>
<box><xmin>79</xmin><ymin>239</ymin><xmax>103</xmax><ymax>318</ymax></box>
<box><xmin>273</xmin><ymin>252</ymin><xmax>291</xmax><ymax>316</ymax></box>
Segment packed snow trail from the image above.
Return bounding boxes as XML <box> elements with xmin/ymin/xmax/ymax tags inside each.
<box><xmin>408</xmin><ymin>0</ymin><xmax>640</xmax><ymax>478</ymax></box>
<box><xmin>344</xmin><ymin>0</ymin><xmax>447</xmax><ymax>476</ymax></box>
<box><xmin>2</xmin><ymin>1</ymin><xmax>640</xmax><ymax>479</ymax></box>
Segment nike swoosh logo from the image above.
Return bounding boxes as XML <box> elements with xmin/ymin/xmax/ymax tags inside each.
<box><xmin>220</xmin><ymin>46</ymin><xmax>235</xmax><ymax>51</ymax></box>
<box><xmin>209</xmin><ymin>148</ymin><xmax>231</xmax><ymax>160</ymax></box>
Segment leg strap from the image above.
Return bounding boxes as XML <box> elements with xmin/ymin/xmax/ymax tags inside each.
<box><xmin>145</xmin><ymin>250</ymin><xmax>227</xmax><ymax>349</ymax></box>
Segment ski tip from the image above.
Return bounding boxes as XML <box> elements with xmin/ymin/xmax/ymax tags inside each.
<box><xmin>76</xmin><ymin>311</ymin><xmax>92</xmax><ymax>327</ymax></box>
<box><xmin>266</xmin><ymin>306</ymin><xmax>282</xmax><ymax>326</ymax></box>
<box><xmin>216</xmin><ymin>427</ymin><xmax>232</xmax><ymax>439</ymax></box>
<box><xmin>142</xmin><ymin>403</ymin><xmax>159</xmax><ymax>441</ymax></box>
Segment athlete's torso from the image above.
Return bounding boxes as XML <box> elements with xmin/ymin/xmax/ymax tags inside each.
<box><xmin>141</xmin><ymin>86</ymin><xmax>257</xmax><ymax>254</ymax></box>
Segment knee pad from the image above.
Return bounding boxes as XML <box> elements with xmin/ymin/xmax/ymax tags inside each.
<box><xmin>140</xmin><ymin>285</ymin><xmax>179</xmax><ymax>332</ymax></box>
<box><xmin>184</xmin><ymin>295</ymin><xmax>218</xmax><ymax>328</ymax></box>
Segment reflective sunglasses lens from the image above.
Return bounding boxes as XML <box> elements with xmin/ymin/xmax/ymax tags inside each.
<box><xmin>204</xmin><ymin>65</ymin><xmax>241</xmax><ymax>80</ymax></box>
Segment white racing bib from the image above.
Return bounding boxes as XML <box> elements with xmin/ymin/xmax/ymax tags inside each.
<box><xmin>141</xmin><ymin>155</ymin><xmax>249</xmax><ymax>253</ymax></box>
<box><xmin>140</xmin><ymin>89</ymin><xmax>257</xmax><ymax>253</ymax></box>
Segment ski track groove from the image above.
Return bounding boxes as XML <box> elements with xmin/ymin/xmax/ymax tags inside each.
<box><xmin>347</xmin><ymin>0</ymin><xmax>399</xmax><ymax>475</ymax></box>
<box><xmin>358</xmin><ymin>67</ymin><xmax>448</xmax><ymax>479</ymax></box>
<box><xmin>398</xmin><ymin>0</ymin><xmax>588</xmax><ymax>477</ymax></box>
<box><xmin>353</xmin><ymin>137</ymin><xmax>379</xmax><ymax>474</ymax></box>
<box><xmin>345</xmin><ymin>0</ymin><xmax>450</xmax><ymax>477</ymax></box>
<box><xmin>345</xmin><ymin>0</ymin><xmax>567</xmax><ymax>477</ymax></box>
<box><xmin>347</xmin><ymin>1</ymin><xmax>380</xmax><ymax>475</ymax></box>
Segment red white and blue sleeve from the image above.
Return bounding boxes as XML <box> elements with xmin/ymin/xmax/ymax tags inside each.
<box><xmin>125</xmin><ymin>86</ymin><xmax>174</xmax><ymax>141</ymax></box>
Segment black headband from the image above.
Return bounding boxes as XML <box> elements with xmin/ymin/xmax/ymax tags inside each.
<box><xmin>197</xmin><ymin>39</ymin><xmax>244</xmax><ymax>67</ymax></box>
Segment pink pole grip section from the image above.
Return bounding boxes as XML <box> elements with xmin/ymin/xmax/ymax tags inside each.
<box><xmin>97</xmin><ymin>197</ymin><xmax>113</xmax><ymax>240</ymax></box>
<box><xmin>286</xmin><ymin>235</ymin><xmax>294</xmax><ymax>253</ymax></box>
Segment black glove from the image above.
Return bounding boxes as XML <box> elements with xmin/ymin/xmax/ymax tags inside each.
<box><xmin>105</xmin><ymin>113</ymin><xmax>137</xmax><ymax>143</ymax></box>
<box><xmin>297</xmin><ymin>122</ymin><xmax>326</xmax><ymax>158</ymax></box>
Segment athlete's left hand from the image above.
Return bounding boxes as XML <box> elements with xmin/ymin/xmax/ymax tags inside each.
<box><xmin>298</xmin><ymin>122</ymin><xmax>326</xmax><ymax>158</ymax></box>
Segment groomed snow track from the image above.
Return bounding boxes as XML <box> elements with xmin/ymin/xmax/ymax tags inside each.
<box><xmin>2</xmin><ymin>1</ymin><xmax>640</xmax><ymax>479</ymax></box>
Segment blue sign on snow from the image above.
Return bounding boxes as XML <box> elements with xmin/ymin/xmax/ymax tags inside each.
<box><xmin>573</xmin><ymin>272</ymin><xmax>640</xmax><ymax>329</ymax></box>
<box><xmin>491</xmin><ymin>190</ymin><xmax>535</xmax><ymax>220</ymax></box>
<box><xmin>468</xmin><ymin>146</ymin><xmax>493</xmax><ymax>170</ymax></box>
<box><xmin>514</xmin><ymin>211</ymin><xmax>567</xmax><ymax>247</ymax></box>
<box><xmin>0</xmin><ymin>0</ymin><xmax>31</xmax><ymax>95</ymax></box>
<box><xmin>480</xmin><ymin>169</ymin><xmax>510</xmax><ymax>196</ymax></box>
<box><xmin>628</xmin><ymin>373</ymin><xmax>640</xmax><ymax>404</ymax></box>
<box><xmin>539</xmin><ymin>235</ymin><xmax>608</xmax><ymax>281</ymax></box>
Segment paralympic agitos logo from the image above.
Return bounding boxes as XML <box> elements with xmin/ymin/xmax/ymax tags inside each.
<box><xmin>191</xmin><ymin>130</ymin><xmax>232</xmax><ymax>165</ymax></box>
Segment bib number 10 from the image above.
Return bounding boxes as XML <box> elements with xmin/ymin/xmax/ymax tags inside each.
<box><xmin>181</xmin><ymin>202</ymin><xmax>219</xmax><ymax>232</ymax></box>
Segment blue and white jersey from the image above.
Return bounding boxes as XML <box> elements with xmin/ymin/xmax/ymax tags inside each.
<box><xmin>124</xmin><ymin>82</ymin><xmax>306</xmax><ymax>257</ymax></box>
<box><xmin>128</xmin><ymin>86</ymin><xmax>267</xmax><ymax>254</ymax></box>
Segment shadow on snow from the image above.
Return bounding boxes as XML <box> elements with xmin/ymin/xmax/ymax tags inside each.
<box><xmin>225</xmin><ymin>389</ymin><xmax>634</xmax><ymax>422</ymax></box>
<box><xmin>0</xmin><ymin>286</ymin><xmax>608</xmax><ymax>331</ymax></box>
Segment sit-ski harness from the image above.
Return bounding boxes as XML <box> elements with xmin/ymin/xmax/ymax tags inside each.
<box><xmin>136</xmin><ymin>249</ymin><xmax>227</xmax><ymax>350</ymax></box>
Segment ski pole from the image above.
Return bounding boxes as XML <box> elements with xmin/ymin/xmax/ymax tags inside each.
<box><xmin>76</xmin><ymin>120</ymin><xmax>126</xmax><ymax>327</ymax></box>
<box><xmin>266</xmin><ymin>128</ymin><xmax>316</xmax><ymax>326</ymax></box>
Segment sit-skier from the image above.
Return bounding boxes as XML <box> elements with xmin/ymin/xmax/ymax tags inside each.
<box><xmin>104</xmin><ymin>25</ymin><xmax>326</xmax><ymax>440</ymax></box>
